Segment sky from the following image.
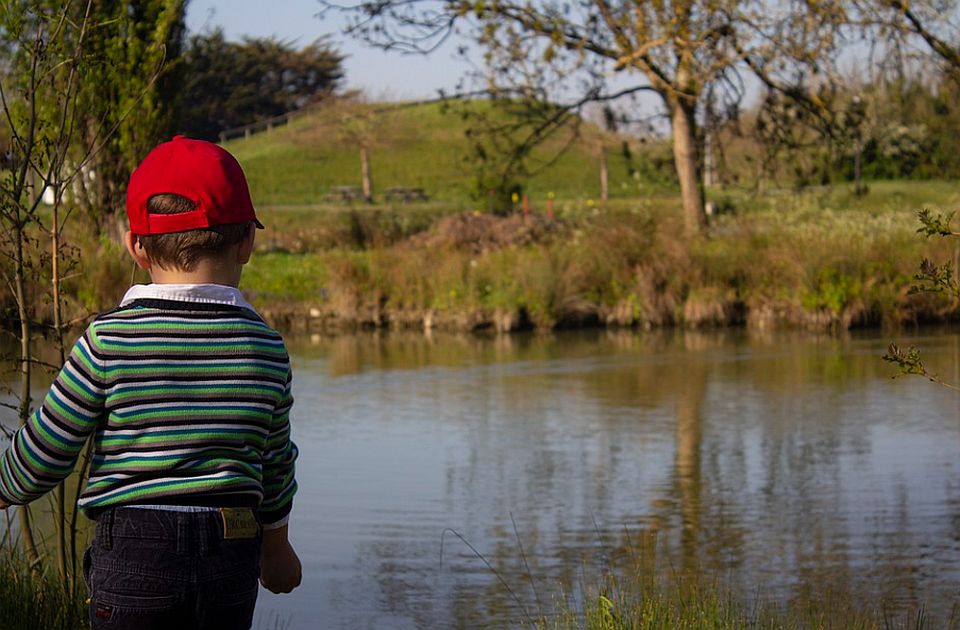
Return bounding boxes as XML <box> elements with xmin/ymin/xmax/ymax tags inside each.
<box><xmin>185</xmin><ymin>0</ymin><xmax>474</xmax><ymax>100</ymax></box>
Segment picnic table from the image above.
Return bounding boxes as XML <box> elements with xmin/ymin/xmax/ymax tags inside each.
<box><xmin>323</xmin><ymin>186</ymin><xmax>363</xmax><ymax>203</ymax></box>
<box><xmin>384</xmin><ymin>187</ymin><xmax>429</xmax><ymax>203</ymax></box>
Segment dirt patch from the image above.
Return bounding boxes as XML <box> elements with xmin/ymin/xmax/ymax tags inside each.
<box><xmin>406</xmin><ymin>212</ymin><xmax>560</xmax><ymax>253</ymax></box>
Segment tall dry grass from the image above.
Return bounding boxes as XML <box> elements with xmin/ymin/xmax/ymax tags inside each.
<box><xmin>257</xmin><ymin>199</ymin><xmax>954</xmax><ymax>333</ymax></box>
<box><xmin>5</xmin><ymin>185</ymin><xmax>956</xmax><ymax>335</ymax></box>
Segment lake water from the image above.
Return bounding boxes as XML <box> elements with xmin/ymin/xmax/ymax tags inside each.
<box><xmin>3</xmin><ymin>328</ymin><xmax>959</xmax><ymax>628</ymax></box>
<box><xmin>253</xmin><ymin>328</ymin><xmax>960</xmax><ymax>629</ymax></box>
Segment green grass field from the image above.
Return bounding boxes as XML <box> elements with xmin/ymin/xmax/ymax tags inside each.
<box><xmin>224</xmin><ymin>99</ymin><xmax>674</xmax><ymax>207</ymax></box>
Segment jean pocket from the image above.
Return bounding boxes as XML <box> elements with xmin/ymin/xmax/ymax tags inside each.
<box><xmin>196</xmin><ymin>570</ymin><xmax>259</xmax><ymax>630</ymax></box>
<box><xmin>204</xmin><ymin>568</ymin><xmax>259</xmax><ymax>606</ymax></box>
<box><xmin>89</xmin><ymin>590</ymin><xmax>183</xmax><ymax>630</ymax></box>
<box><xmin>95</xmin><ymin>590</ymin><xmax>180</xmax><ymax>610</ymax></box>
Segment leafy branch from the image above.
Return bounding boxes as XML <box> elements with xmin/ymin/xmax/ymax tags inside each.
<box><xmin>907</xmin><ymin>210</ymin><xmax>959</xmax><ymax>300</ymax></box>
<box><xmin>909</xmin><ymin>258</ymin><xmax>957</xmax><ymax>297</ymax></box>
<box><xmin>885</xmin><ymin>209</ymin><xmax>959</xmax><ymax>389</ymax></box>
<box><xmin>916</xmin><ymin>208</ymin><xmax>959</xmax><ymax>238</ymax></box>
<box><xmin>883</xmin><ymin>342</ymin><xmax>960</xmax><ymax>391</ymax></box>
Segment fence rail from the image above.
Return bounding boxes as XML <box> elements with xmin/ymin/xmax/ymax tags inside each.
<box><xmin>217</xmin><ymin>101</ymin><xmax>327</xmax><ymax>143</ymax></box>
<box><xmin>214</xmin><ymin>91</ymin><xmax>475</xmax><ymax>144</ymax></box>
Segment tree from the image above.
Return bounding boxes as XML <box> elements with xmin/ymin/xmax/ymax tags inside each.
<box><xmin>855</xmin><ymin>1</ymin><xmax>960</xmax><ymax>71</ymax></box>
<box><xmin>0</xmin><ymin>0</ymin><xmax>188</xmax><ymax>601</ymax></box>
<box><xmin>68</xmin><ymin>0</ymin><xmax>188</xmax><ymax>235</ymax></box>
<box><xmin>178</xmin><ymin>29</ymin><xmax>345</xmax><ymax>141</ymax></box>
<box><xmin>1</xmin><ymin>0</ymin><xmax>111</xmax><ymax>601</ymax></box>
<box><xmin>328</xmin><ymin>95</ymin><xmax>386</xmax><ymax>203</ymax></box>
<box><xmin>446</xmin><ymin>96</ymin><xmax>578</xmax><ymax>212</ymax></box>
<box><xmin>323</xmin><ymin>0</ymin><xmax>844</xmax><ymax>235</ymax></box>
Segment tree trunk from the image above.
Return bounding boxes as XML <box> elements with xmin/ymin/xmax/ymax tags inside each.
<box><xmin>51</xmin><ymin>201</ymin><xmax>70</xmax><ymax>590</ymax></box>
<box><xmin>598</xmin><ymin>139</ymin><xmax>608</xmax><ymax>205</ymax></box>
<box><xmin>668</xmin><ymin>96</ymin><xmax>706</xmax><ymax>235</ymax></box>
<box><xmin>360</xmin><ymin>144</ymin><xmax>373</xmax><ymax>203</ymax></box>
<box><xmin>14</xmin><ymin>219</ymin><xmax>41</xmax><ymax>577</ymax></box>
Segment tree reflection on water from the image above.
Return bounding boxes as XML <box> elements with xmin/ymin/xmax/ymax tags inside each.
<box><xmin>270</xmin><ymin>328</ymin><xmax>960</xmax><ymax>628</ymax></box>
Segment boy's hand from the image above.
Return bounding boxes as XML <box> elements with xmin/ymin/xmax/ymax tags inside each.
<box><xmin>260</xmin><ymin>524</ymin><xmax>302</xmax><ymax>594</ymax></box>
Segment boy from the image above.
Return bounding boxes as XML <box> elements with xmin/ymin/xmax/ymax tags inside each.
<box><xmin>0</xmin><ymin>136</ymin><xmax>301</xmax><ymax>629</ymax></box>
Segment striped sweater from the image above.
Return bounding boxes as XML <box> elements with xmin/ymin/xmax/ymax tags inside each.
<box><xmin>0</xmin><ymin>295</ymin><xmax>297</xmax><ymax>526</ymax></box>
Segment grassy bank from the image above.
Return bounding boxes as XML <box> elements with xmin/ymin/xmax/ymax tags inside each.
<box><xmin>0</xmin><ymin>550</ymin><xmax>944</xmax><ymax>630</ymax></box>
<box><xmin>526</xmin><ymin>522</ymin><xmax>955</xmax><ymax>630</ymax></box>
<box><xmin>237</xmin><ymin>181</ymin><xmax>958</xmax><ymax>333</ymax></box>
<box><xmin>222</xmin><ymin>99</ymin><xmax>670</xmax><ymax>206</ymax></box>
<box><xmin>0</xmin><ymin>553</ymin><xmax>87</xmax><ymax>630</ymax></box>
<box><xmin>5</xmin><ymin>181</ymin><xmax>958</xmax><ymax>335</ymax></box>
<box><xmin>545</xmin><ymin>580</ymin><xmax>950</xmax><ymax>629</ymax></box>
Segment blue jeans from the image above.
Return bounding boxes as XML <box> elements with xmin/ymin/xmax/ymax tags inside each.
<box><xmin>83</xmin><ymin>507</ymin><xmax>262</xmax><ymax>630</ymax></box>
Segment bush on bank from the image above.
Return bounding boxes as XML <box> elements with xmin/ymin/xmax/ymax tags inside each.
<box><xmin>246</xmin><ymin>201</ymin><xmax>955</xmax><ymax>333</ymax></box>
<box><xmin>2</xmin><ymin>185</ymin><xmax>956</xmax><ymax>335</ymax></box>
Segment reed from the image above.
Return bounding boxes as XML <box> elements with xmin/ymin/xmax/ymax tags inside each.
<box><xmin>0</xmin><ymin>550</ymin><xmax>88</xmax><ymax>630</ymax></box>
<box><xmin>241</xmin><ymin>194</ymin><xmax>956</xmax><ymax>333</ymax></box>
<box><xmin>5</xmin><ymin>181</ymin><xmax>957</xmax><ymax>335</ymax></box>
<box><xmin>544</xmin><ymin>577</ymin><xmax>947</xmax><ymax>630</ymax></box>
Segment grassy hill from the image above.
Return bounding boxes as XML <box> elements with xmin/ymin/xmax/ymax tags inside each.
<box><xmin>223</xmin><ymin>99</ymin><xmax>676</xmax><ymax>208</ymax></box>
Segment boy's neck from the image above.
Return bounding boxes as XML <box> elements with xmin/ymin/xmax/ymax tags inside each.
<box><xmin>148</xmin><ymin>258</ymin><xmax>243</xmax><ymax>287</ymax></box>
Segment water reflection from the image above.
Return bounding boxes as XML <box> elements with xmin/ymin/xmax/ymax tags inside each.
<box><xmin>674</xmin><ymin>352</ymin><xmax>706</xmax><ymax>575</ymax></box>
<box><xmin>255</xmin><ymin>327</ymin><xmax>960</xmax><ymax>629</ymax></box>
<box><xmin>3</xmin><ymin>328</ymin><xmax>959</xmax><ymax>629</ymax></box>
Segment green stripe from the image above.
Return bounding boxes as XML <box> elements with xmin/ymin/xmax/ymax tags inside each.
<box><xmin>262</xmin><ymin>480</ymin><xmax>297</xmax><ymax>510</ymax></box>
<box><xmin>101</xmin><ymin>429</ymin><xmax>263</xmax><ymax>447</ymax></box>
<box><xmin>99</xmin><ymin>320</ymin><xmax>269</xmax><ymax>330</ymax></box>
<box><xmin>61</xmin><ymin>369</ymin><xmax>103</xmax><ymax>405</ymax></box>
<box><xmin>93</xmin><ymin>457</ymin><xmax>260</xmax><ymax>478</ymax></box>
<box><xmin>42</xmin><ymin>394</ymin><xmax>99</xmax><ymax>434</ymax></box>
<box><xmin>108</xmin><ymin>407</ymin><xmax>267</xmax><ymax>423</ymax></box>
<box><xmin>11</xmin><ymin>444</ymin><xmax>61</xmax><ymax>482</ymax></box>
<box><xmin>84</xmin><ymin>475</ymin><xmax>255</xmax><ymax>505</ymax></box>
<box><xmin>110</xmin><ymin>383</ymin><xmax>279</xmax><ymax>403</ymax></box>
<box><xmin>0</xmin><ymin>457</ymin><xmax>21</xmax><ymax>500</ymax></box>
<box><xmin>99</xmin><ymin>340</ymin><xmax>286</xmax><ymax>353</ymax></box>
<box><xmin>72</xmin><ymin>345</ymin><xmax>103</xmax><ymax>377</ymax></box>
<box><xmin>102</xmin><ymin>364</ymin><xmax>287</xmax><ymax>377</ymax></box>
<box><xmin>31</xmin><ymin>410</ymin><xmax>83</xmax><ymax>451</ymax></box>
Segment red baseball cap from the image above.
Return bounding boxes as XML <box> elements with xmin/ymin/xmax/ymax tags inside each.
<box><xmin>126</xmin><ymin>136</ymin><xmax>264</xmax><ymax>235</ymax></box>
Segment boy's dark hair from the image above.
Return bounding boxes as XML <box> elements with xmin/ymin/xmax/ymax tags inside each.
<box><xmin>139</xmin><ymin>194</ymin><xmax>251</xmax><ymax>271</ymax></box>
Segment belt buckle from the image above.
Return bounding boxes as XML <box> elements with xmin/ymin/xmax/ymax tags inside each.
<box><xmin>219</xmin><ymin>508</ymin><xmax>259</xmax><ymax>540</ymax></box>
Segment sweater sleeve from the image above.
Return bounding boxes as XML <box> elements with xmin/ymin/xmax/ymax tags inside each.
<box><xmin>259</xmin><ymin>363</ymin><xmax>298</xmax><ymax>527</ymax></box>
<box><xmin>0</xmin><ymin>326</ymin><xmax>106</xmax><ymax>505</ymax></box>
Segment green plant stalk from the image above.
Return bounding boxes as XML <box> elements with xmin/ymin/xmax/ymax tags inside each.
<box><xmin>69</xmin><ymin>440</ymin><xmax>93</xmax><ymax>599</ymax></box>
<box><xmin>14</xmin><ymin>204</ymin><xmax>41</xmax><ymax>577</ymax></box>
<box><xmin>51</xmin><ymin>199</ymin><xmax>69</xmax><ymax>592</ymax></box>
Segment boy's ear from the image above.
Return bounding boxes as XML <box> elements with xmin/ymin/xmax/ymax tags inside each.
<box><xmin>236</xmin><ymin>223</ymin><xmax>256</xmax><ymax>264</ymax></box>
<box><xmin>124</xmin><ymin>231</ymin><xmax>152</xmax><ymax>270</ymax></box>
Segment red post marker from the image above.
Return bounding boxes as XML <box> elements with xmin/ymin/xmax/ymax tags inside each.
<box><xmin>546</xmin><ymin>198</ymin><xmax>554</xmax><ymax>220</ymax></box>
<box><xmin>523</xmin><ymin>194</ymin><xmax>530</xmax><ymax>216</ymax></box>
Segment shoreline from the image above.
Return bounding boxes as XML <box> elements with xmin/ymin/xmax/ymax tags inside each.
<box><xmin>257</xmin><ymin>301</ymin><xmax>959</xmax><ymax>335</ymax></box>
<box><xmin>4</xmin><ymin>188</ymin><xmax>959</xmax><ymax>340</ymax></box>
